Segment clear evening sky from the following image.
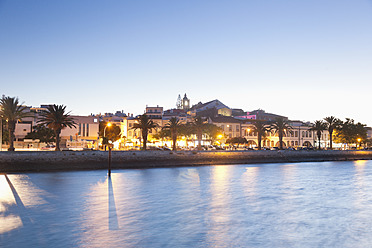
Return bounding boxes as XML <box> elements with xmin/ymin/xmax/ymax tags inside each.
<box><xmin>1</xmin><ymin>0</ymin><xmax>371</xmax><ymax>126</ymax></box>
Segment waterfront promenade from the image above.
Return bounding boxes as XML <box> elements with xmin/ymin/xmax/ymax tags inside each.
<box><xmin>1</xmin><ymin>150</ymin><xmax>372</xmax><ymax>173</ymax></box>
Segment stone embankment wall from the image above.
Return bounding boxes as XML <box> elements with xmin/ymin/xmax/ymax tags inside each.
<box><xmin>1</xmin><ymin>150</ymin><xmax>372</xmax><ymax>173</ymax></box>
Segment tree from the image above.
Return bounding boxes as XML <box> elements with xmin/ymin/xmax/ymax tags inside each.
<box><xmin>333</xmin><ymin>118</ymin><xmax>367</xmax><ymax>148</ymax></box>
<box><xmin>132</xmin><ymin>114</ymin><xmax>157</xmax><ymax>150</ymax></box>
<box><xmin>37</xmin><ymin>105</ymin><xmax>77</xmax><ymax>151</ymax></box>
<box><xmin>324</xmin><ymin>116</ymin><xmax>341</xmax><ymax>149</ymax></box>
<box><xmin>162</xmin><ymin>117</ymin><xmax>182</xmax><ymax>151</ymax></box>
<box><xmin>25</xmin><ymin>124</ymin><xmax>56</xmax><ymax>143</ymax></box>
<box><xmin>179</xmin><ymin>122</ymin><xmax>194</xmax><ymax>138</ymax></box>
<box><xmin>192</xmin><ymin>116</ymin><xmax>206</xmax><ymax>150</ymax></box>
<box><xmin>0</xmin><ymin>96</ymin><xmax>31</xmax><ymax>151</ymax></box>
<box><xmin>204</xmin><ymin>123</ymin><xmax>223</xmax><ymax>145</ymax></box>
<box><xmin>310</xmin><ymin>120</ymin><xmax>327</xmax><ymax>149</ymax></box>
<box><xmin>226</xmin><ymin>137</ymin><xmax>247</xmax><ymax>147</ymax></box>
<box><xmin>1</xmin><ymin>119</ymin><xmax>9</xmax><ymax>145</ymax></box>
<box><xmin>152</xmin><ymin>129</ymin><xmax>170</xmax><ymax>147</ymax></box>
<box><xmin>366</xmin><ymin>138</ymin><xmax>372</xmax><ymax>148</ymax></box>
<box><xmin>251</xmin><ymin>120</ymin><xmax>269</xmax><ymax>150</ymax></box>
<box><xmin>270</xmin><ymin>117</ymin><xmax>292</xmax><ymax>150</ymax></box>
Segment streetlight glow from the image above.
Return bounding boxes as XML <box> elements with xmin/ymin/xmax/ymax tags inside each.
<box><xmin>104</xmin><ymin>122</ymin><xmax>112</xmax><ymax>139</ymax></box>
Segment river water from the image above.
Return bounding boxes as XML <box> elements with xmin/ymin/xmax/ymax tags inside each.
<box><xmin>1</xmin><ymin>160</ymin><xmax>372</xmax><ymax>247</ymax></box>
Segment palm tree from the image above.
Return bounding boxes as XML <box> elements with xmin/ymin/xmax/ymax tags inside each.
<box><xmin>270</xmin><ymin>117</ymin><xmax>292</xmax><ymax>150</ymax></box>
<box><xmin>324</xmin><ymin>116</ymin><xmax>340</xmax><ymax>150</ymax></box>
<box><xmin>192</xmin><ymin>116</ymin><xmax>206</xmax><ymax>150</ymax></box>
<box><xmin>0</xmin><ymin>96</ymin><xmax>31</xmax><ymax>151</ymax></box>
<box><xmin>310</xmin><ymin>120</ymin><xmax>327</xmax><ymax>150</ymax></box>
<box><xmin>162</xmin><ymin>117</ymin><xmax>182</xmax><ymax>151</ymax></box>
<box><xmin>38</xmin><ymin>105</ymin><xmax>76</xmax><ymax>151</ymax></box>
<box><xmin>251</xmin><ymin>120</ymin><xmax>268</xmax><ymax>150</ymax></box>
<box><xmin>132</xmin><ymin>114</ymin><xmax>157</xmax><ymax>150</ymax></box>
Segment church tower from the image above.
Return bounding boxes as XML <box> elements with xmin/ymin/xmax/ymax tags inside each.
<box><xmin>176</xmin><ymin>94</ymin><xmax>182</xmax><ymax>109</ymax></box>
<box><xmin>182</xmin><ymin>94</ymin><xmax>190</xmax><ymax>110</ymax></box>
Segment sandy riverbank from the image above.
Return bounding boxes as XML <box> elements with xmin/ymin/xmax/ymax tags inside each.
<box><xmin>1</xmin><ymin>150</ymin><xmax>372</xmax><ymax>173</ymax></box>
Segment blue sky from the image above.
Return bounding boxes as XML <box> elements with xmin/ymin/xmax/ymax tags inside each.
<box><xmin>1</xmin><ymin>0</ymin><xmax>371</xmax><ymax>125</ymax></box>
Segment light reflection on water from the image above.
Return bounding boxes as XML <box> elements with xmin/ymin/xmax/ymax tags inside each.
<box><xmin>2</xmin><ymin>161</ymin><xmax>372</xmax><ymax>247</ymax></box>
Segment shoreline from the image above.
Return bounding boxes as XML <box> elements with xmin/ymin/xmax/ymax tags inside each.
<box><xmin>1</xmin><ymin>150</ymin><xmax>372</xmax><ymax>173</ymax></box>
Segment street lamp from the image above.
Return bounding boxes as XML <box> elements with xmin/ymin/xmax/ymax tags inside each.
<box><xmin>104</xmin><ymin>122</ymin><xmax>112</xmax><ymax>137</ymax></box>
<box><xmin>103</xmin><ymin>122</ymin><xmax>112</xmax><ymax>151</ymax></box>
<box><xmin>357</xmin><ymin>138</ymin><xmax>361</xmax><ymax>149</ymax></box>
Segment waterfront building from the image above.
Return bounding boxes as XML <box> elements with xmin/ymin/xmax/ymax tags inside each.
<box><xmin>241</xmin><ymin>120</ymin><xmax>321</xmax><ymax>149</ymax></box>
<box><xmin>61</xmin><ymin>115</ymin><xmax>99</xmax><ymax>149</ymax></box>
<box><xmin>12</xmin><ymin>106</ymin><xmax>100</xmax><ymax>150</ymax></box>
<box><xmin>162</xmin><ymin>108</ymin><xmax>191</xmax><ymax>122</ymax></box>
<box><xmin>208</xmin><ymin>116</ymin><xmax>242</xmax><ymax>139</ymax></box>
<box><xmin>191</xmin><ymin>99</ymin><xmax>232</xmax><ymax>117</ymax></box>
<box><xmin>146</xmin><ymin>105</ymin><xmax>163</xmax><ymax>119</ymax></box>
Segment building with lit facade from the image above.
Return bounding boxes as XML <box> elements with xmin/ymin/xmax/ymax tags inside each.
<box><xmin>12</xmin><ymin>106</ymin><xmax>99</xmax><ymax>150</ymax></box>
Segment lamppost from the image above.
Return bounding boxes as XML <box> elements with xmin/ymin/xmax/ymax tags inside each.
<box><xmin>103</xmin><ymin>122</ymin><xmax>112</xmax><ymax>151</ymax></box>
<box><xmin>357</xmin><ymin>138</ymin><xmax>361</xmax><ymax>149</ymax></box>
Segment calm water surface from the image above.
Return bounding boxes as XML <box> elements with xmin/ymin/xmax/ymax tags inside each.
<box><xmin>1</xmin><ymin>160</ymin><xmax>372</xmax><ymax>247</ymax></box>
